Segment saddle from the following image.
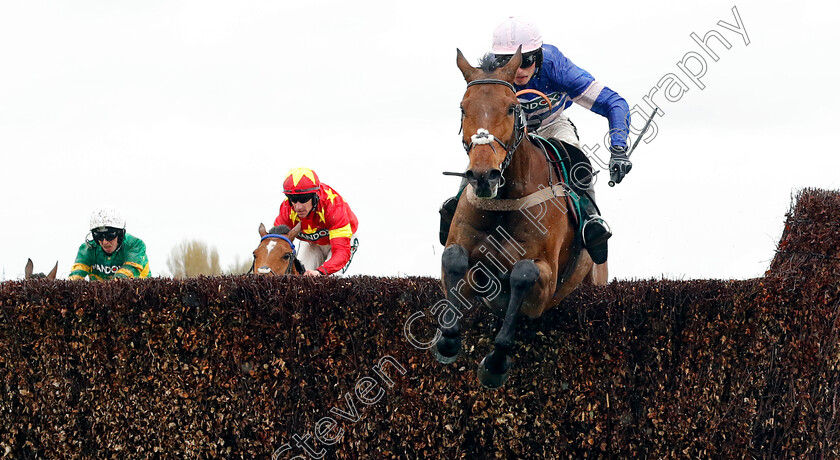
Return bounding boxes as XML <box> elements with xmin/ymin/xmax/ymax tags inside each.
<box><xmin>528</xmin><ymin>135</ymin><xmax>606</xmax><ymax>282</ymax></box>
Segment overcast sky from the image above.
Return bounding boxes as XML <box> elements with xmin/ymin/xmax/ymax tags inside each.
<box><xmin>2</xmin><ymin>0</ymin><xmax>839</xmax><ymax>281</ymax></box>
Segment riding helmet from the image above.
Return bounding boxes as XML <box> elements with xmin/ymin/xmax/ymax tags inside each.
<box><xmin>283</xmin><ymin>167</ymin><xmax>321</xmax><ymax>195</ymax></box>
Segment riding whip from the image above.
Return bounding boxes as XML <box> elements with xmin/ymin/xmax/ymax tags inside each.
<box><xmin>609</xmin><ymin>108</ymin><xmax>659</xmax><ymax>187</ymax></box>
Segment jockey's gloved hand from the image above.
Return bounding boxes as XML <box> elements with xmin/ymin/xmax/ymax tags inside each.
<box><xmin>609</xmin><ymin>145</ymin><xmax>632</xmax><ymax>184</ymax></box>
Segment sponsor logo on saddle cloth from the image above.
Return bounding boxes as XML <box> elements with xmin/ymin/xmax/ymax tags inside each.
<box><xmin>92</xmin><ymin>263</ymin><xmax>122</xmax><ymax>275</ymax></box>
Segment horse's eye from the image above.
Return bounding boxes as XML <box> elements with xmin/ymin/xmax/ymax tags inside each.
<box><xmin>508</xmin><ymin>105</ymin><xmax>516</xmax><ymax>115</ymax></box>
<box><xmin>283</xmin><ymin>253</ymin><xmax>293</xmax><ymax>260</ymax></box>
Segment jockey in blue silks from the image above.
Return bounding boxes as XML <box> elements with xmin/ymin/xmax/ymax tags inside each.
<box><xmin>439</xmin><ymin>16</ymin><xmax>632</xmax><ymax>264</ymax></box>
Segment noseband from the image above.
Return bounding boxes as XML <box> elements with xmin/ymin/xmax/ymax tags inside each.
<box><xmin>460</xmin><ymin>79</ymin><xmax>526</xmax><ymax>178</ymax></box>
<box><xmin>249</xmin><ymin>234</ymin><xmax>299</xmax><ymax>275</ymax></box>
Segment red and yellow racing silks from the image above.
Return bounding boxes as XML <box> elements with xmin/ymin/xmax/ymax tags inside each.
<box><xmin>274</xmin><ymin>183</ymin><xmax>358</xmax><ymax>275</ymax></box>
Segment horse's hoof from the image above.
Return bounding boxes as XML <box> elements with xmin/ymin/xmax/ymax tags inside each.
<box><xmin>433</xmin><ymin>345</ymin><xmax>460</xmax><ymax>364</ymax></box>
<box><xmin>433</xmin><ymin>335</ymin><xmax>461</xmax><ymax>364</ymax></box>
<box><xmin>477</xmin><ymin>356</ymin><xmax>510</xmax><ymax>389</ymax></box>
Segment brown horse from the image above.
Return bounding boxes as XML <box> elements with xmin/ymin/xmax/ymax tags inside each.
<box><xmin>251</xmin><ymin>223</ymin><xmax>304</xmax><ymax>275</ymax></box>
<box><xmin>434</xmin><ymin>48</ymin><xmax>608</xmax><ymax>388</ymax></box>
<box><xmin>25</xmin><ymin>258</ymin><xmax>57</xmax><ymax>280</ymax></box>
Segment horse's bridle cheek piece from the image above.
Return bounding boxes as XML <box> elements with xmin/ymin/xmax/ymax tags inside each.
<box><xmin>461</xmin><ymin>79</ymin><xmax>526</xmax><ymax>180</ymax></box>
<box><xmin>284</xmin><ymin>253</ymin><xmax>297</xmax><ymax>275</ymax></box>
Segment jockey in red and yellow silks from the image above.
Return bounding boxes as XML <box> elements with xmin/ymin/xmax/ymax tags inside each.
<box><xmin>274</xmin><ymin>167</ymin><xmax>359</xmax><ymax>276</ymax></box>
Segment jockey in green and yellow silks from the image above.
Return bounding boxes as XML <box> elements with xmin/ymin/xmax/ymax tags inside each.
<box><xmin>69</xmin><ymin>207</ymin><xmax>150</xmax><ymax>280</ymax></box>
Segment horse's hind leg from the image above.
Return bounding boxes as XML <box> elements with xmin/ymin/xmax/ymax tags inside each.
<box><xmin>434</xmin><ymin>244</ymin><xmax>470</xmax><ymax>364</ymax></box>
<box><xmin>478</xmin><ymin>259</ymin><xmax>540</xmax><ymax>389</ymax></box>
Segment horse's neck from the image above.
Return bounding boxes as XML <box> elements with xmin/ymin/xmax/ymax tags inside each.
<box><xmin>499</xmin><ymin>141</ymin><xmax>548</xmax><ymax>199</ymax></box>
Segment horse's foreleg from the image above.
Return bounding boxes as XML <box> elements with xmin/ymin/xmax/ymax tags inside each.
<box><xmin>434</xmin><ymin>244</ymin><xmax>470</xmax><ymax>364</ymax></box>
<box><xmin>478</xmin><ymin>259</ymin><xmax>540</xmax><ymax>389</ymax></box>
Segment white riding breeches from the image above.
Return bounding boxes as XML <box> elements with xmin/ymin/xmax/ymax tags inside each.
<box><xmin>535</xmin><ymin>113</ymin><xmax>580</xmax><ymax>149</ymax></box>
<box><xmin>297</xmin><ymin>233</ymin><xmax>359</xmax><ymax>275</ymax></box>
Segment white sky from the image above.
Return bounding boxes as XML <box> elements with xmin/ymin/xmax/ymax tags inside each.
<box><xmin>2</xmin><ymin>0</ymin><xmax>839</xmax><ymax>281</ymax></box>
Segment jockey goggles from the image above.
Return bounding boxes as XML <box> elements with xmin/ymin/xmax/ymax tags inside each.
<box><xmin>495</xmin><ymin>49</ymin><xmax>540</xmax><ymax>69</ymax></box>
<box><xmin>93</xmin><ymin>228</ymin><xmax>120</xmax><ymax>241</ymax></box>
<box><xmin>286</xmin><ymin>193</ymin><xmax>316</xmax><ymax>204</ymax></box>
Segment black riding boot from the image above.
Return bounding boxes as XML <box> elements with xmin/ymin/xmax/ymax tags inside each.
<box><xmin>578</xmin><ymin>191</ymin><xmax>610</xmax><ymax>264</ymax></box>
<box><xmin>439</xmin><ymin>197</ymin><xmax>459</xmax><ymax>246</ymax></box>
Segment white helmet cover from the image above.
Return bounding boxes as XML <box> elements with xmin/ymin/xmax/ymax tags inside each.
<box><xmin>90</xmin><ymin>206</ymin><xmax>126</xmax><ymax>231</ymax></box>
<box><xmin>492</xmin><ymin>16</ymin><xmax>543</xmax><ymax>54</ymax></box>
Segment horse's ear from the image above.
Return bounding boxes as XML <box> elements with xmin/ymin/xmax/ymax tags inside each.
<box><xmin>25</xmin><ymin>259</ymin><xmax>34</xmax><ymax>279</ymax></box>
<box><xmin>457</xmin><ymin>48</ymin><xmax>481</xmax><ymax>83</ymax></box>
<box><xmin>259</xmin><ymin>223</ymin><xmax>268</xmax><ymax>237</ymax></box>
<box><xmin>288</xmin><ymin>222</ymin><xmax>302</xmax><ymax>240</ymax></box>
<box><xmin>47</xmin><ymin>262</ymin><xmax>58</xmax><ymax>280</ymax></box>
<box><xmin>498</xmin><ymin>45</ymin><xmax>523</xmax><ymax>83</ymax></box>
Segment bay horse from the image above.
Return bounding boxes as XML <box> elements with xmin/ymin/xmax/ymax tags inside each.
<box><xmin>25</xmin><ymin>258</ymin><xmax>57</xmax><ymax>280</ymax></box>
<box><xmin>434</xmin><ymin>48</ymin><xmax>608</xmax><ymax>388</ymax></box>
<box><xmin>251</xmin><ymin>223</ymin><xmax>304</xmax><ymax>275</ymax></box>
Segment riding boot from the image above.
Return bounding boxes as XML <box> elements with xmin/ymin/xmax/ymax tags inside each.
<box><xmin>439</xmin><ymin>197</ymin><xmax>459</xmax><ymax>246</ymax></box>
<box><xmin>578</xmin><ymin>191</ymin><xmax>610</xmax><ymax>264</ymax></box>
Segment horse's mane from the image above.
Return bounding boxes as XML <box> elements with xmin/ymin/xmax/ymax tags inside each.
<box><xmin>478</xmin><ymin>53</ymin><xmax>501</xmax><ymax>72</ymax></box>
<box><xmin>269</xmin><ymin>225</ymin><xmax>292</xmax><ymax>235</ymax></box>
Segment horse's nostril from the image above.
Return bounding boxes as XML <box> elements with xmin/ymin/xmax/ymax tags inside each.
<box><xmin>465</xmin><ymin>171</ymin><xmax>476</xmax><ymax>183</ymax></box>
<box><xmin>488</xmin><ymin>170</ymin><xmax>501</xmax><ymax>182</ymax></box>
<box><xmin>257</xmin><ymin>267</ymin><xmax>271</xmax><ymax>274</ymax></box>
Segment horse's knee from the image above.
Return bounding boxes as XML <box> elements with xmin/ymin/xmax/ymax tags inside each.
<box><xmin>442</xmin><ymin>245</ymin><xmax>469</xmax><ymax>279</ymax></box>
<box><xmin>510</xmin><ymin>259</ymin><xmax>540</xmax><ymax>291</ymax></box>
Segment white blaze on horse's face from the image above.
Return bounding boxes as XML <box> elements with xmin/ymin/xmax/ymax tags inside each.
<box><xmin>254</xmin><ymin>237</ymin><xmax>296</xmax><ymax>275</ymax></box>
<box><xmin>254</xmin><ymin>223</ymin><xmax>301</xmax><ymax>276</ymax></box>
<box><xmin>255</xmin><ymin>241</ymin><xmax>278</xmax><ymax>274</ymax></box>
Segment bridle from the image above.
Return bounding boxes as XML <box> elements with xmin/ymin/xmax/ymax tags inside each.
<box><xmin>460</xmin><ymin>79</ymin><xmax>526</xmax><ymax>180</ymax></box>
<box><xmin>248</xmin><ymin>234</ymin><xmax>299</xmax><ymax>275</ymax></box>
